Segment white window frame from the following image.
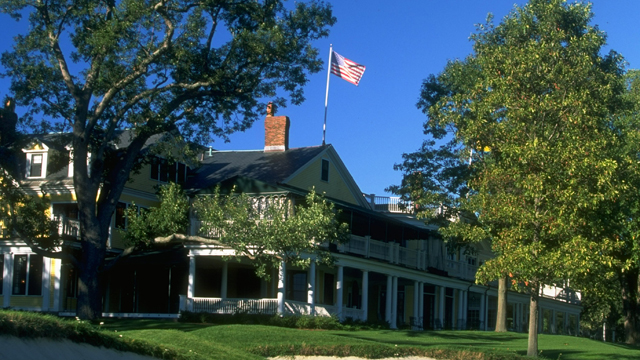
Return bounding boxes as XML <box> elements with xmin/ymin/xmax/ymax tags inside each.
<box><xmin>23</xmin><ymin>151</ymin><xmax>48</xmax><ymax>179</ymax></box>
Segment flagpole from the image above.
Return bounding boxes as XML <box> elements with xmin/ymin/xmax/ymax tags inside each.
<box><xmin>322</xmin><ymin>44</ymin><xmax>333</xmax><ymax>146</ymax></box>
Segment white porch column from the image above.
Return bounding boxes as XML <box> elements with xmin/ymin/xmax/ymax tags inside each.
<box><xmin>361</xmin><ymin>270</ymin><xmax>369</xmax><ymax>322</ymax></box>
<box><xmin>221</xmin><ymin>261</ymin><xmax>228</xmax><ymax>299</ymax></box>
<box><xmin>413</xmin><ymin>281</ymin><xmax>419</xmax><ymax>330</ymax></box>
<box><xmin>52</xmin><ymin>258</ymin><xmax>61</xmax><ymax>311</ymax></box>
<box><xmin>479</xmin><ymin>292</ymin><xmax>486</xmax><ymax>331</ymax></box>
<box><xmin>3</xmin><ymin>253</ymin><xmax>12</xmax><ymax>308</ymax></box>
<box><xmin>391</xmin><ymin>276</ymin><xmax>398</xmax><ymax>329</ymax></box>
<box><xmin>187</xmin><ymin>255</ymin><xmax>196</xmax><ymax>311</ymax></box>
<box><xmin>308</xmin><ymin>261</ymin><xmax>316</xmax><ymax>315</ymax></box>
<box><xmin>336</xmin><ymin>265</ymin><xmax>344</xmax><ymax>320</ymax></box>
<box><xmin>457</xmin><ymin>289</ymin><xmax>464</xmax><ymax>330</ymax></box>
<box><xmin>418</xmin><ymin>282</ymin><xmax>424</xmax><ymax>328</ymax></box>
<box><xmin>41</xmin><ymin>257</ymin><xmax>51</xmax><ymax>311</ymax></box>
<box><xmin>385</xmin><ymin>275</ymin><xmax>392</xmax><ymax>324</ymax></box>
<box><xmin>438</xmin><ymin>286</ymin><xmax>445</xmax><ymax>330</ymax></box>
<box><xmin>277</xmin><ymin>261</ymin><xmax>286</xmax><ymax>315</ymax></box>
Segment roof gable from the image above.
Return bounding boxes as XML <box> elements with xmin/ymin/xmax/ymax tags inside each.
<box><xmin>284</xmin><ymin>145</ymin><xmax>369</xmax><ymax>207</ymax></box>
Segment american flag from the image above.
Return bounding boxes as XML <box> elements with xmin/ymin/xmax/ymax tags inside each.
<box><xmin>330</xmin><ymin>51</ymin><xmax>366</xmax><ymax>86</ymax></box>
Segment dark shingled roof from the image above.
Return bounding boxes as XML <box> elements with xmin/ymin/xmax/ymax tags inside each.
<box><xmin>186</xmin><ymin>145</ymin><xmax>329</xmax><ymax>192</ymax></box>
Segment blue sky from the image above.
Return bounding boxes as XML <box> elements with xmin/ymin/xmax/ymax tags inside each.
<box><xmin>1</xmin><ymin>1</ymin><xmax>639</xmax><ymax>197</ymax></box>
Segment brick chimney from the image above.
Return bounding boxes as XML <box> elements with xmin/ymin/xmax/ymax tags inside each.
<box><xmin>264</xmin><ymin>102</ymin><xmax>290</xmax><ymax>152</ymax></box>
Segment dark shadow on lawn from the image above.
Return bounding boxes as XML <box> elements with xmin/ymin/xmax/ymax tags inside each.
<box><xmin>101</xmin><ymin>319</ymin><xmax>214</xmax><ymax>332</ymax></box>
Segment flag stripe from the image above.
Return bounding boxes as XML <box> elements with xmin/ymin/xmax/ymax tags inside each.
<box><xmin>330</xmin><ymin>51</ymin><xmax>366</xmax><ymax>86</ymax></box>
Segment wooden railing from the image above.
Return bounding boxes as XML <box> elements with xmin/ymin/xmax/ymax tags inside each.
<box><xmin>58</xmin><ymin>217</ymin><xmax>80</xmax><ymax>239</ymax></box>
<box><xmin>191</xmin><ymin>297</ymin><xmax>278</xmax><ymax>314</ymax></box>
<box><xmin>338</xmin><ymin>235</ymin><xmax>477</xmax><ymax>281</ymax></box>
<box><xmin>182</xmin><ymin>297</ymin><xmax>366</xmax><ymax>320</ymax></box>
<box><xmin>363</xmin><ymin>194</ymin><xmax>413</xmax><ymax>213</ymax></box>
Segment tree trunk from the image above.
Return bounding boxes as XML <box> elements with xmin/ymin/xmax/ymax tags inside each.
<box><xmin>75</xmin><ymin>200</ymin><xmax>108</xmax><ymax>320</ymax></box>
<box><xmin>76</xmin><ymin>243</ymin><xmax>104</xmax><ymax>320</ymax></box>
<box><xmin>495</xmin><ymin>276</ymin><xmax>508</xmax><ymax>332</ymax></box>
<box><xmin>527</xmin><ymin>284</ymin><xmax>540</xmax><ymax>357</ymax></box>
<box><xmin>622</xmin><ymin>268</ymin><xmax>640</xmax><ymax>344</ymax></box>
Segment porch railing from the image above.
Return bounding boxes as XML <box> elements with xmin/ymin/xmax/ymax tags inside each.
<box><xmin>181</xmin><ymin>297</ymin><xmax>366</xmax><ymax>320</ymax></box>
<box><xmin>192</xmin><ymin>297</ymin><xmax>278</xmax><ymax>314</ymax></box>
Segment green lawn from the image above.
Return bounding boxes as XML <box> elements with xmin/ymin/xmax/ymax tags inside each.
<box><xmin>102</xmin><ymin>319</ymin><xmax>640</xmax><ymax>360</ymax></box>
<box><xmin>2</xmin><ymin>311</ymin><xmax>639</xmax><ymax>360</ymax></box>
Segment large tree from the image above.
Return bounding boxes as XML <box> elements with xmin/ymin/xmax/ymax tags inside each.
<box><xmin>0</xmin><ymin>0</ymin><xmax>335</xmax><ymax>319</ymax></box>
<box><xmin>396</xmin><ymin>0</ymin><xmax>627</xmax><ymax>355</ymax></box>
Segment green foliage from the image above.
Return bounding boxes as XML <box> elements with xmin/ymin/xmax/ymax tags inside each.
<box><xmin>121</xmin><ymin>182</ymin><xmax>190</xmax><ymax>248</ymax></box>
<box><xmin>14</xmin><ymin>195</ymin><xmax>60</xmax><ymax>250</ymax></box>
<box><xmin>193</xmin><ymin>187</ymin><xmax>349</xmax><ymax>279</ymax></box>
<box><xmin>394</xmin><ymin>0</ymin><xmax>634</xmax><ymax>354</ymax></box>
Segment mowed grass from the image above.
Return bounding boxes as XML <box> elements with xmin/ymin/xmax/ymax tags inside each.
<box><xmin>105</xmin><ymin>319</ymin><xmax>640</xmax><ymax>360</ymax></box>
<box><xmin>2</xmin><ymin>311</ymin><xmax>639</xmax><ymax>360</ymax></box>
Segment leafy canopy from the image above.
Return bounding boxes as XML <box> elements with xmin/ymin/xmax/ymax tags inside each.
<box><xmin>194</xmin><ymin>188</ymin><xmax>349</xmax><ymax>279</ymax></box>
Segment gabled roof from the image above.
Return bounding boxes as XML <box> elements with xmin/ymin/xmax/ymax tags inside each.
<box><xmin>186</xmin><ymin>145</ymin><xmax>329</xmax><ymax>193</ymax></box>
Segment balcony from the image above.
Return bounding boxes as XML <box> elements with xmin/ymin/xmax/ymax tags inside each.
<box><xmin>363</xmin><ymin>194</ymin><xmax>412</xmax><ymax>214</ymax></box>
<box><xmin>338</xmin><ymin>235</ymin><xmax>478</xmax><ymax>281</ymax></box>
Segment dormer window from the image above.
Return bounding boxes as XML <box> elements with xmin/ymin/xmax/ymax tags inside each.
<box><xmin>25</xmin><ymin>152</ymin><xmax>48</xmax><ymax>178</ymax></box>
<box><xmin>23</xmin><ymin>142</ymin><xmax>49</xmax><ymax>179</ymax></box>
<box><xmin>30</xmin><ymin>154</ymin><xmax>43</xmax><ymax>177</ymax></box>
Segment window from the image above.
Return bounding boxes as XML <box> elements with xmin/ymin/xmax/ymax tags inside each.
<box><xmin>321</xmin><ymin>159</ymin><xmax>329</xmax><ymax>182</ymax></box>
<box><xmin>26</xmin><ymin>153</ymin><xmax>47</xmax><ymax>178</ymax></box>
<box><xmin>115</xmin><ymin>202</ymin><xmax>141</xmax><ymax>229</ymax></box>
<box><xmin>286</xmin><ymin>271</ymin><xmax>307</xmax><ymax>302</ymax></box>
<box><xmin>150</xmin><ymin>158</ymin><xmax>188</xmax><ymax>183</ymax></box>
<box><xmin>115</xmin><ymin>202</ymin><xmax>127</xmax><ymax>229</ymax></box>
<box><xmin>12</xmin><ymin>254</ymin><xmax>43</xmax><ymax>296</ymax></box>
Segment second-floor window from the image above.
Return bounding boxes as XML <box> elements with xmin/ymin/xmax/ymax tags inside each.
<box><xmin>150</xmin><ymin>158</ymin><xmax>187</xmax><ymax>184</ymax></box>
<box><xmin>26</xmin><ymin>153</ymin><xmax>47</xmax><ymax>178</ymax></box>
<box><xmin>115</xmin><ymin>202</ymin><xmax>130</xmax><ymax>229</ymax></box>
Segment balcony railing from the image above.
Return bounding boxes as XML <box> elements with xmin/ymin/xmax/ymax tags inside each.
<box><xmin>363</xmin><ymin>194</ymin><xmax>412</xmax><ymax>213</ymax></box>
<box><xmin>56</xmin><ymin>216</ymin><xmax>80</xmax><ymax>239</ymax></box>
<box><xmin>337</xmin><ymin>235</ymin><xmax>477</xmax><ymax>281</ymax></box>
